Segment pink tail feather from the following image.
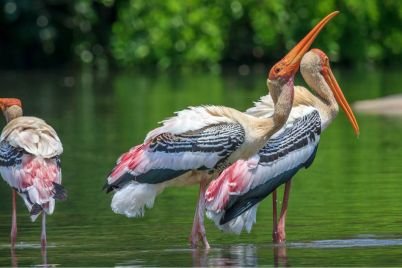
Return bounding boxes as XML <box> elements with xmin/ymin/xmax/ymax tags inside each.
<box><xmin>20</xmin><ymin>155</ymin><xmax>63</xmax><ymax>221</ymax></box>
<box><xmin>206</xmin><ymin>156</ymin><xmax>260</xmax><ymax>233</ymax></box>
<box><xmin>205</xmin><ymin>159</ymin><xmax>253</xmax><ymax>212</ymax></box>
<box><xmin>108</xmin><ymin>143</ymin><xmax>149</xmax><ymax>185</ymax></box>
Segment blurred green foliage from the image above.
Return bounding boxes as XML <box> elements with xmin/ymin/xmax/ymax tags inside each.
<box><xmin>111</xmin><ymin>0</ymin><xmax>228</xmax><ymax>70</ymax></box>
<box><xmin>1</xmin><ymin>0</ymin><xmax>401</xmax><ymax>70</ymax></box>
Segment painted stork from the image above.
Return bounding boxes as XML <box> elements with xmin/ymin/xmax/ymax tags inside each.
<box><xmin>0</xmin><ymin>98</ymin><xmax>66</xmax><ymax>249</ymax></box>
<box><xmin>205</xmin><ymin>48</ymin><xmax>359</xmax><ymax>243</ymax></box>
<box><xmin>103</xmin><ymin>12</ymin><xmax>339</xmax><ymax>248</ymax></box>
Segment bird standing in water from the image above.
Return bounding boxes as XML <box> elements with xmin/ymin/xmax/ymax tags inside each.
<box><xmin>0</xmin><ymin>98</ymin><xmax>66</xmax><ymax>249</ymax></box>
<box><xmin>205</xmin><ymin>48</ymin><xmax>359</xmax><ymax>243</ymax></box>
<box><xmin>104</xmin><ymin>12</ymin><xmax>339</xmax><ymax>248</ymax></box>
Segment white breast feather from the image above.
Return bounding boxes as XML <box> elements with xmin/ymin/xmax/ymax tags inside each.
<box><xmin>245</xmin><ymin>94</ymin><xmax>275</xmax><ymax>117</ymax></box>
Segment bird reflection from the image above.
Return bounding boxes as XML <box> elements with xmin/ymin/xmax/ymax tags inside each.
<box><xmin>273</xmin><ymin>244</ymin><xmax>288</xmax><ymax>267</ymax></box>
<box><xmin>10</xmin><ymin>247</ymin><xmax>17</xmax><ymax>267</ymax></box>
<box><xmin>9</xmin><ymin>243</ymin><xmax>48</xmax><ymax>267</ymax></box>
<box><xmin>42</xmin><ymin>244</ymin><xmax>48</xmax><ymax>267</ymax></box>
<box><xmin>191</xmin><ymin>243</ymin><xmax>288</xmax><ymax>267</ymax></box>
<box><xmin>192</xmin><ymin>244</ymin><xmax>257</xmax><ymax>267</ymax></box>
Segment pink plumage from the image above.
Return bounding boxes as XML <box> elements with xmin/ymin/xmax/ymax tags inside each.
<box><xmin>205</xmin><ymin>157</ymin><xmax>257</xmax><ymax>212</ymax></box>
<box><xmin>108</xmin><ymin>143</ymin><xmax>149</xmax><ymax>183</ymax></box>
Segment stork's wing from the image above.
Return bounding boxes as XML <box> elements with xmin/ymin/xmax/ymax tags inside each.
<box><xmin>0</xmin><ymin>140</ymin><xmax>65</xmax><ymax>220</ymax></box>
<box><xmin>105</xmin><ymin>122</ymin><xmax>245</xmax><ymax>192</ymax></box>
<box><xmin>145</xmin><ymin>106</ymin><xmax>237</xmax><ymax>140</ymax></box>
<box><xmin>206</xmin><ymin>108</ymin><xmax>321</xmax><ymax>233</ymax></box>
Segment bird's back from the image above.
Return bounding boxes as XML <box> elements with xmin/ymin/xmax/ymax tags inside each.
<box><xmin>1</xmin><ymin>116</ymin><xmax>62</xmax><ymax>158</ymax></box>
<box><xmin>0</xmin><ymin>116</ymin><xmax>65</xmax><ymax>221</ymax></box>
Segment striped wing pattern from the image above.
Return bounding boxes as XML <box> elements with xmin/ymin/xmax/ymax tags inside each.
<box><xmin>0</xmin><ymin>140</ymin><xmax>23</xmax><ymax>166</ymax></box>
<box><xmin>105</xmin><ymin>123</ymin><xmax>245</xmax><ymax>191</ymax></box>
<box><xmin>206</xmin><ymin>110</ymin><xmax>321</xmax><ymax>231</ymax></box>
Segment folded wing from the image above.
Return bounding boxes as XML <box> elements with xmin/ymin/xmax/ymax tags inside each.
<box><xmin>206</xmin><ymin>108</ymin><xmax>321</xmax><ymax>233</ymax></box>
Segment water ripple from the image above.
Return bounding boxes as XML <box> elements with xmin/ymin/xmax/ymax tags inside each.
<box><xmin>0</xmin><ymin>242</ymin><xmax>57</xmax><ymax>249</ymax></box>
<box><xmin>289</xmin><ymin>238</ymin><xmax>402</xmax><ymax>249</ymax></box>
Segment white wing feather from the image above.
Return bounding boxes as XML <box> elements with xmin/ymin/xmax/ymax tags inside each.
<box><xmin>145</xmin><ymin>106</ymin><xmax>235</xmax><ymax>141</ymax></box>
<box><xmin>1</xmin><ymin>116</ymin><xmax>62</xmax><ymax>157</ymax></box>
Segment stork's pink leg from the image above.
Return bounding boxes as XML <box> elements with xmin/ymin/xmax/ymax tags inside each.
<box><xmin>277</xmin><ymin>180</ymin><xmax>292</xmax><ymax>243</ymax></box>
<box><xmin>41</xmin><ymin>213</ymin><xmax>48</xmax><ymax>266</ymax></box>
<box><xmin>272</xmin><ymin>190</ymin><xmax>278</xmax><ymax>242</ymax></box>
<box><xmin>10</xmin><ymin>190</ymin><xmax>17</xmax><ymax>248</ymax></box>
<box><xmin>41</xmin><ymin>213</ymin><xmax>47</xmax><ymax>249</ymax></box>
<box><xmin>189</xmin><ymin>179</ymin><xmax>210</xmax><ymax>249</ymax></box>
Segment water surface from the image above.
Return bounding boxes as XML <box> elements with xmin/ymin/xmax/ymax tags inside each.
<box><xmin>0</xmin><ymin>68</ymin><xmax>401</xmax><ymax>266</ymax></box>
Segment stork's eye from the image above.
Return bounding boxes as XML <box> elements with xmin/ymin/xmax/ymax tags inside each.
<box><xmin>274</xmin><ymin>67</ymin><xmax>281</xmax><ymax>73</ymax></box>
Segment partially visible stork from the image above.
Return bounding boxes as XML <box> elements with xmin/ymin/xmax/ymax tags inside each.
<box><xmin>205</xmin><ymin>48</ymin><xmax>359</xmax><ymax>243</ymax></box>
<box><xmin>104</xmin><ymin>12</ymin><xmax>339</xmax><ymax>248</ymax></box>
<box><xmin>0</xmin><ymin>98</ymin><xmax>66</xmax><ymax>249</ymax></box>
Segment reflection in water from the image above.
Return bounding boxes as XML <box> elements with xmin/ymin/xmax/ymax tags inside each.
<box><xmin>114</xmin><ymin>245</ymin><xmax>261</xmax><ymax>267</ymax></box>
<box><xmin>204</xmin><ymin>245</ymin><xmax>258</xmax><ymax>267</ymax></box>
<box><xmin>273</xmin><ymin>244</ymin><xmax>288</xmax><ymax>267</ymax></box>
<box><xmin>191</xmin><ymin>249</ymin><xmax>208</xmax><ymax>267</ymax></box>
<box><xmin>10</xmin><ymin>247</ymin><xmax>17</xmax><ymax>267</ymax></box>
<box><xmin>9</xmin><ymin>243</ymin><xmax>49</xmax><ymax>267</ymax></box>
<box><xmin>41</xmin><ymin>244</ymin><xmax>48</xmax><ymax>267</ymax></box>
<box><xmin>290</xmin><ymin>238</ymin><xmax>402</xmax><ymax>249</ymax></box>
<box><xmin>191</xmin><ymin>244</ymin><xmax>289</xmax><ymax>267</ymax></box>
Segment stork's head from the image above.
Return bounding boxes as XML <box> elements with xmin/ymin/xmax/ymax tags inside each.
<box><xmin>301</xmin><ymin>48</ymin><xmax>359</xmax><ymax>136</ymax></box>
<box><xmin>0</xmin><ymin>98</ymin><xmax>23</xmax><ymax>122</ymax></box>
<box><xmin>267</xmin><ymin>11</ymin><xmax>339</xmax><ymax>103</ymax></box>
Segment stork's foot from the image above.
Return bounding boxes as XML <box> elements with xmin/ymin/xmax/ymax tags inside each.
<box><xmin>189</xmin><ymin>224</ymin><xmax>210</xmax><ymax>249</ymax></box>
<box><xmin>273</xmin><ymin>227</ymin><xmax>286</xmax><ymax>244</ymax></box>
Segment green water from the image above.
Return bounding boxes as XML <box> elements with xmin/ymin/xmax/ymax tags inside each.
<box><xmin>0</xmin><ymin>68</ymin><xmax>402</xmax><ymax>266</ymax></box>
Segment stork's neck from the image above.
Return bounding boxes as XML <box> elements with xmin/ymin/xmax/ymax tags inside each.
<box><xmin>298</xmin><ymin>72</ymin><xmax>339</xmax><ymax>131</ymax></box>
<box><xmin>3</xmin><ymin>105</ymin><xmax>23</xmax><ymax>123</ymax></box>
<box><xmin>260</xmin><ymin>77</ymin><xmax>295</xmax><ymax>136</ymax></box>
<box><xmin>272</xmin><ymin>79</ymin><xmax>294</xmax><ymax>131</ymax></box>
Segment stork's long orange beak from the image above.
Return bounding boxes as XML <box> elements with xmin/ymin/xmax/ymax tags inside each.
<box><xmin>269</xmin><ymin>11</ymin><xmax>339</xmax><ymax>80</ymax></box>
<box><xmin>322</xmin><ymin>65</ymin><xmax>360</xmax><ymax>136</ymax></box>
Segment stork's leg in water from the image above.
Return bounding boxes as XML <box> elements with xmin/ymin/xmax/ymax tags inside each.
<box><xmin>272</xmin><ymin>190</ymin><xmax>278</xmax><ymax>242</ymax></box>
<box><xmin>189</xmin><ymin>179</ymin><xmax>210</xmax><ymax>249</ymax></box>
<box><xmin>277</xmin><ymin>180</ymin><xmax>292</xmax><ymax>243</ymax></box>
<box><xmin>41</xmin><ymin>213</ymin><xmax>47</xmax><ymax>250</ymax></box>
<box><xmin>10</xmin><ymin>246</ymin><xmax>18</xmax><ymax>267</ymax></box>
<box><xmin>10</xmin><ymin>190</ymin><xmax>17</xmax><ymax>248</ymax></box>
<box><xmin>41</xmin><ymin>213</ymin><xmax>48</xmax><ymax>266</ymax></box>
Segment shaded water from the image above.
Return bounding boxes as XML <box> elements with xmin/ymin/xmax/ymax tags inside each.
<box><xmin>0</xmin><ymin>67</ymin><xmax>402</xmax><ymax>266</ymax></box>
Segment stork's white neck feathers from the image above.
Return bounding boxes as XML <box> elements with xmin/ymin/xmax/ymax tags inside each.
<box><xmin>3</xmin><ymin>105</ymin><xmax>23</xmax><ymax>123</ymax></box>
<box><xmin>300</xmin><ymin>53</ymin><xmax>340</xmax><ymax>131</ymax></box>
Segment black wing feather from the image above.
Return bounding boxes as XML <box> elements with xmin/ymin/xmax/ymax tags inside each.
<box><xmin>0</xmin><ymin>140</ymin><xmax>24</xmax><ymax>167</ymax></box>
<box><xmin>105</xmin><ymin>123</ymin><xmax>245</xmax><ymax>191</ymax></box>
